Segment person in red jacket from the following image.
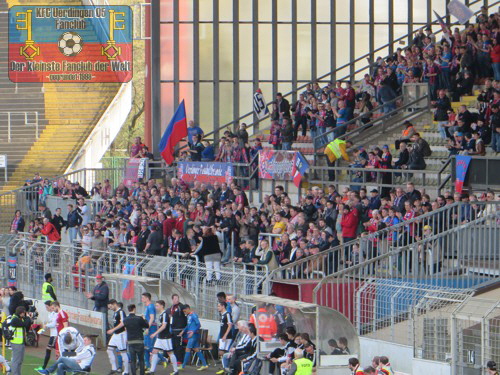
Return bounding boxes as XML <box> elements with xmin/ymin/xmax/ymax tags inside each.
<box><xmin>40</xmin><ymin>218</ymin><xmax>61</xmax><ymax>243</ymax></box>
<box><xmin>340</xmin><ymin>205</ymin><xmax>359</xmax><ymax>243</ymax></box>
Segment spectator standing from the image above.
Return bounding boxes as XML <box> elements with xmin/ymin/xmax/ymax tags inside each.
<box><xmin>85</xmin><ymin>275</ymin><xmax>109</xmax><ymax>328</ymax></box>
<box><xmin>10</xmin><ymin>210</ymin><xmax>25</xmax><ymax>234</ymax></box>
<box><xmin>130</xmin><ymin>137</ymin><xmax>146</xmax><ymax>158</ymax></box>
<box><xmin>187</xmin><ymin>120</ymin><xmax>204</xmax><ymax>146</ymax></box>
<box><xmin>281</xmin><ymin>118</ymin><xmax>294</xmax><ymax>150</ymax></box>
<box><xmin>194</xmin><ymin>226</ymin><xmax>223</xmax><ymax>283</ymax></box>
<box><xmin>276</xmin><ymin>92</ymin><xmax>291</xmax><ymax>120</ymax></box>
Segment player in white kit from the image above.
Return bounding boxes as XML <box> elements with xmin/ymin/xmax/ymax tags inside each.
<box><xmin>106</xmin><ymin>299</ymin><xmax>130</xmax><ymax>375</ymax></box>
<box><xmin>147</xmin><ymin>300</ymin><xmax>179</xmax><ymax>375</ymax></box>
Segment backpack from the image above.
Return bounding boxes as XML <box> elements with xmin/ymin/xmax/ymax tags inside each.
<box><xmin>244</xmin><ymin>358</ymin><xmax>262</xmax><ymax>375</ymax></box>
<box><xmin>1</xmin><ymin>316</ymin><xmax>14</xmax><ymax>341</ymax></box>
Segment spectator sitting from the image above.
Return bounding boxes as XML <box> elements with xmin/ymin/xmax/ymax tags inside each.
<box><xmin>468</xmin><ymin>132</ymin><xmax>486</xmax><ymax>155</ymax></box>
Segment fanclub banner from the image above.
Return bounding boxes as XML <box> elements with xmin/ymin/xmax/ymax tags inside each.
<box><xmin>177</xmin><ymin>162</ymin><xmax>234</xmax><ymax>188</ymax></box>
<box><xmin>123</xmin><ymin>158</ymin><xmax>148</xmax><ymax>188</ymax></box>
<box><xmin>259</xmin><ymin>150</ymin><xmax>309</xmax><ymax>187</ymax></box>
<box><xmin>8</xmin><ymin>5</ymin><xmax>132</xmax><ymax>83</ymax></box>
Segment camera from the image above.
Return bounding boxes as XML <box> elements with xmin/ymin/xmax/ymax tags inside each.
<box><xmin>24</xmin><ymin>300</ymin><xmax>39</xmax><ymax>320</ymax></box>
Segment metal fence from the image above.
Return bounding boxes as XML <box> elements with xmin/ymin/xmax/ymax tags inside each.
<box><xmin>0</xmin><ymin>234</ymin><xmax>270</xmax><ymax>322</ymax></box>
<box><xmin>268</xmin><ymin>201</ymin><xmax>500</xmax><ymax>283</ymax></box>
<box><xmin>265</xmin><ymin>202</ymin><xmax>499</xmax><ymax>344</ymax></box>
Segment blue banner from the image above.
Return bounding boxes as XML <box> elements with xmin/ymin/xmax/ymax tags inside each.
<box><xmin>177</xmin><ymin>162</ymin><xmax>233</xmax><ymax>188</ymax></box>
<box><xmin>455</xmin><ymin>155</ymin><xmax>472</xmax><ymax>193</ymax></box>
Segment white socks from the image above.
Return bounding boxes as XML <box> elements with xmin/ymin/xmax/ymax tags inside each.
<box><xmin>170</xmin><ymin>352</ymin><xmax>179</xmax><ymax>371</ymax></box>
<box><xmin>107</xmin><ymin>347</ymin><xmax>117</xmax><ymax>371</ymax></box>
<box><xmin>151</xmin><ymin>353</ymin><xmax>160</xmax><ymax>372</ymax></box>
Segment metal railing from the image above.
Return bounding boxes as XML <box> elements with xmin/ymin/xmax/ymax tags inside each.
<box><xmin>267</xmin><ymin>201</ymin><xmax>500</xmax><ymax>285</ymax></box>
<box><xmin>313</xmin><ymin>93</ymin><xmax>430</xmax><ymax>155</ymax></box>
<box><xmin>0</xmin><ymin>111</ymin><xmax>39</xmax><ymax>143</ymax></box>
<box><xmin>304</xmin><ymin>208</ymin><xmax>499</xmax><ymax>344</ymax></box>
<box><xmin>308</xmin><ymin>163</ymin><xmax>452</xmax><ymax>194</ymax></box>
<box><xmin>0</xmin><ymin>234</ymin><xmax>270</xmax><ymax>322</ymax></box>
<box><xmin>192</xmin><ymin>0</ymin><xmax>494</xmax><ymax>145</ymax></box>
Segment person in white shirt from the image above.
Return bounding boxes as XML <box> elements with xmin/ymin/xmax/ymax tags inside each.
<box><xmin>57</xmin><ymin>326</ymin><xmax>85</xmax><ymax>357</ymax></box>
<box><xmin>37</xmin><ymin>335</ymin><xmax>96</xmax><ymax>375</ymax></box>
<box><xmin>35</xmin><ymin>301</ymin><xmax>58</xmax><ymax>371</ymax></box>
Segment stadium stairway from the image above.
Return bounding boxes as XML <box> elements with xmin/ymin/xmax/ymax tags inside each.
<box><xmin>0</xmin><ymin>0</ymin><xmax>121</xmax><ymax>191</ymax></box>
<box><xmin>253</xmin><ymin>90</ymin><xmax>482</xmax><ymax>195</ymax></box>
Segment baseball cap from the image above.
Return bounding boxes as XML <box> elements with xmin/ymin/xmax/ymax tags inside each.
<box><xmin>382</xmin><ymin>144</ymin><xmax>389</xmax><ymax>149</ymax></box>
<box><xmin>96</xmin><ymin>274</ymin><xmax>103</xmax><ymax>279</ymax></box>
<box><xmin>423</xmin><ymin>225</ymin><xmax>432</xmax><ymax>231</ymax></box>
<box><xmin>370</xmin><ymin>189</ymin><xmax>379</xmax><ymax>193</ymax></box>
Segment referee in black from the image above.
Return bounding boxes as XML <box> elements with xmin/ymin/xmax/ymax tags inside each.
<box><xmin>123</xmin><ymin>304</ymin><xmax>149</xmax><ymax>375</ymax></box>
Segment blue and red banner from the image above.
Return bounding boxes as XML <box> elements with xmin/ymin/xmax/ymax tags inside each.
<box><xmin>177</xmin><ymin>162</ymin><xmax>234</xmax><ymax>188</ymax></box>
<box><xmin>455</xmin><ymin>155</ymin><xmax>472</xmax><ymax>193</ymax></box>
<box><xmin>259</xmin><ymin>150</ymin><xmax>309</xmax><ymax>187</ymax></box>
<box><xmin>9</xmin><ymin>6</ymin><xmax>132</xmax><ymax>83</ymax></box>
<box><xmin>159</xmin><ymin>100</ymin><xmax>188</xmax><ymax>165</ymax></box>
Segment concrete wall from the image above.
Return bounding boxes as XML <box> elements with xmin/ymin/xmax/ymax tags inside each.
<box><xmin>360</xmin><ymin>337</ymin><xmax>414</xmax><ymax>373</ymax></box>
<box><xmin>360</xmin><ymin>337</ymin><xmax>452</xmax><ymax>374</ymax></box>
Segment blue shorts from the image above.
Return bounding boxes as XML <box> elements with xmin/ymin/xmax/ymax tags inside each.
<box><xmin>186</xmin><ymin>333</ymin><xmax>200</xmax><ymax>349</ymax></box>
<box><xmin>144</xmin><ymin>325</ymin><xmax>157</xmax><ymax>349</ymax></box>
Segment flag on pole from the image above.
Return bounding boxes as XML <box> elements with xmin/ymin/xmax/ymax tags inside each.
<box><xmin>447</xmin><ymin>0</ymin><xmax>474</xmax><ymax>24</ymax></box>
<box><xmin>433</xmin><ymin>10</ymin><xmax>452</xmax><ymax>45</ymax></box>
<box><xmin>253</xmin><ymin>89</ymin><xmax>269</xmax><ymax>119</ymax></box>
<box><xmin>159</xmin><ymin>100</ymin><xmax>188</xmax><ymax>165</ymax></box>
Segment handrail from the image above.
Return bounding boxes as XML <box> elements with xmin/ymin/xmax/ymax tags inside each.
<box><xmin>265</xmin><ymin>201</ymin><xmax>498</xmax><ymax>283</ymax></box>
<box><xmin>198</xmin><ymin>0</ymin><xmax>493</xmax><ymax>144</ymax></box>
<box><xmin>311</xmin><ymin>208</ymin><xmax>500</xmax><ymax>303</ymax></box>
<box><xmin>0</xmin><ymin>111</ymin><xmax>39</xmax><ymax>143</ymax></box>
<box><xmin>314</xmin><ymin>94</ymin><xmax>429</xmax><ymax>149</ymax></box>
<box><xmin>437</xmin><ymin>157</ymin><xmax>453</xmax><ymax>195</ymax></box>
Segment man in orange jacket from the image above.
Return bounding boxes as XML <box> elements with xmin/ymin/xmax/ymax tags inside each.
<box><xmin>249</xmin><ymin>304</ymin><xmax>277</xmax><ymax>341</ymax></box>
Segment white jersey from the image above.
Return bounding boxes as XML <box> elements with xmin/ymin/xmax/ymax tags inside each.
<box><xmin>58</xmin><ymin>326</ymin><xmax>84</xmax><ymax>352</ymax></box>
<box><xmin>45</xmin><ymin>311</ymin><xmax>58</xmax><ymax>337</ymax></box>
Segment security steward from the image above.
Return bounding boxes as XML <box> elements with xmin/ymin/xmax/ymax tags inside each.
<box><xmin>289</xmin><ymin>348</ymin><xmax>313</xmax><ymax>375</ymax></box>
<box><xmin>42</xmin><ymin>273</ymin><xmax>57</xmax><ymax>302</ymax></box>
<box><xmin>10</xmin><ymin>306</ymin><xmax>33</xmax><ymax>375</ymax></box>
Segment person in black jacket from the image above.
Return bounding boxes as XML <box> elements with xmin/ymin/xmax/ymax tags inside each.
<box><xmin>51</xmin><ymin>208</ymin><xmax>65</xmax><ymax>235</ymax></box>
<box><xmin>8</xmin><ymin>287</ymin><xmax>25</xmax><ymax>316</ymax></box>
<box><xmin>123</xmin><ymin>304</ymin><xmax>149</xmax><ymax>375</ymax></box>
<box><xmin>169</xmin><ymin>294</ymin><xmax>187</xmax><ymax>363</ymax></box>
<box><xmin>432</xmin><ymin>90</ymin><xmax>452</xmax><ymax>139</ymax></box>
<box><xmin>194</xmin><ymin>226</ymin><xmax>223</xmax><ymax>283</ymax></box>
<box><xmin>276</xmin><ymin>92</ymin><xmax>291</xmax><ymax>119</ymax></box>
<box><xmin>66</xmin><ymin>204</ymin><xmax>82</xmax><ymax>246</ymax></box>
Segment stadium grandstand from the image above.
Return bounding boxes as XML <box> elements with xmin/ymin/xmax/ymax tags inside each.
<box><xmin>0</xmin><ymin>1</ymin><xmax>499</xmax><ymax>375</ymax></box>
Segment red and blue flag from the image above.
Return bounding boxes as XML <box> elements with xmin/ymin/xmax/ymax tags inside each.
<box><xmin>159</xmin><ymin>100</ymin><xmax>188</xmax><ymax>165</ymax></box>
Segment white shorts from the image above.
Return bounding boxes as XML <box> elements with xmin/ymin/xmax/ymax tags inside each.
<box><xmin>218</xmin><ymin>339</ymin><xmax>233</xmax><ymax>351</ymax></box>
<box><xmin>108</xmin><ymin>332</ymin><xmax>127</xmax><ymax>352</ymax></box>
<box><xmin>154</xmin><ymin>338</ymin><xmax>174</xmax><ymax>351</ymax></box>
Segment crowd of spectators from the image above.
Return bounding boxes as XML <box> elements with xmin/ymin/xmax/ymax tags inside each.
<box><xmin>12</xmin><ymin>166</ymin><xmax>500</xmax><ymax>283</ymax></box>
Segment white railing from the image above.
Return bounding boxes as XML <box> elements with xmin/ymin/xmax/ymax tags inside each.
<box><xmin>0</xmin><ymin>111</ymin><xmax>39</xmax><ymax>143</ymax></box>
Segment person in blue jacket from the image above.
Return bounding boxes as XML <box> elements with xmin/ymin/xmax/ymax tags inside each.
<box><xmin>179</xmin><ymin>305</ymin><xmax>208</xmax><ymax>370</ymax></box>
